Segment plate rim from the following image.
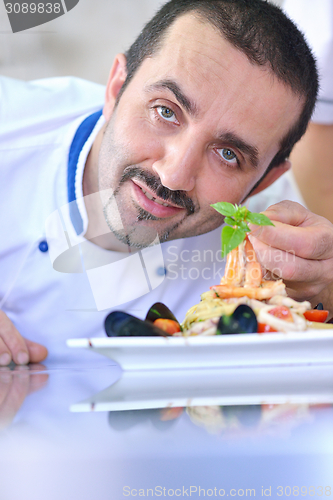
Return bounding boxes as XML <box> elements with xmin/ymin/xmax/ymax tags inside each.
<box><xmin>67</xmin><ymin>329</ymin><xmax>333</xmax><ymax>349</ymax></box>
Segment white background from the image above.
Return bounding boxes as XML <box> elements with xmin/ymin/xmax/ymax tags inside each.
<box><xmin>0</xmin><ymin>0</ymin><xmax>284</xmax><ymax>83</ymax></box>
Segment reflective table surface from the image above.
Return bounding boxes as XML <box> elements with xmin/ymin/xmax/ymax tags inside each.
<box><xmin>1</xmin><ymin>355</ymin><xmax>333</xmax><ymax>500</ymax></box>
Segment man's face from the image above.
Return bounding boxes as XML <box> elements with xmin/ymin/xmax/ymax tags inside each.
<box><xmin>98</xmin><ymin>14</ymin><xmax>302</xmax><ymax>248</ymax></box>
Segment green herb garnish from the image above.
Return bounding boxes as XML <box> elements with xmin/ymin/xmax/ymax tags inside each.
<box><xmin>211</xmin><ymin>202</ymin><xmax>274</xmax><ymax>258</ymax></box>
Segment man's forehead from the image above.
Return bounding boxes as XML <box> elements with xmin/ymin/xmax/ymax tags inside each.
<box><xmin>158</xmin><ymin>13</ymin><xmax>237</xmax><ymax>74</ymax></box>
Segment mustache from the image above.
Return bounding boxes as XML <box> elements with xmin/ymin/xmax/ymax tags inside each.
<box><xmin>119</xmin><ymin>166</ymin><xmax>195</xmax><ymax>216</ymax></box>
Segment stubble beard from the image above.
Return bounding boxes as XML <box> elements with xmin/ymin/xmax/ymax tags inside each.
<box><xmin>101</xmin><ymin>166</ymin><xmax>196</xmax><ymax>249</ymax></box>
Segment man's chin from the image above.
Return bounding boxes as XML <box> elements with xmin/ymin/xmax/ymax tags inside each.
<box><xmin>110</xmin><ymin>225</ymin><xmax>166</xmax><ymax>249</ymax></box>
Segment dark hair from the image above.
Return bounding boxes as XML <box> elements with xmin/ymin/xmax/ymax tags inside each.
<box><xmin>120</xmin><ymin>0</ymin><xmax>318</xmax><ymax>171</ymax></box>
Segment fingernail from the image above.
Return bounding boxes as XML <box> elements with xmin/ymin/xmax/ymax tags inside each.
<box><xmin>0</xmin><ymin>353</ymin><xmax>11</xmax><ymax>366</ymax></box>
<box><xmin>17</xmin><ymin>351</ymin><xmax>29</xmax><ymax>365</ymax></box>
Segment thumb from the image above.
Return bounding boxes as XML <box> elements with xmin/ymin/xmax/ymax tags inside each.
<box><xmin>24</xmin><ymin>339</ymin><xmax>48</xmax><ymax>363</ymax></box>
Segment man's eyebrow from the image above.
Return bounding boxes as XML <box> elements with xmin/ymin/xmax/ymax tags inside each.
<box><xmin>145</xmin><ymin>79</ymin><xmax>198</xmax><ymax>116</ymax></box>
<box><xmin>219</xmin><ymin>132</ymin><xmax>259</xmax><ymax>168</ymax></box>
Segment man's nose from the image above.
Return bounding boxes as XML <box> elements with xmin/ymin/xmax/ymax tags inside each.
<box><xmin>152</xmin><ymin>136</ymin><xmax>202</xmax><ymax>192</ymax></box>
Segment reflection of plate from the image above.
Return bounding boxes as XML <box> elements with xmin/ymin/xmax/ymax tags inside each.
<box><xmin>67</xmin><ymin>330</ymin><xmax>333</xmax><ymax>370</ymax></box>
<box><xmin>70</xmin><ymin>364</ymin><xmax>333</xmax><ymax>412</ymax></box>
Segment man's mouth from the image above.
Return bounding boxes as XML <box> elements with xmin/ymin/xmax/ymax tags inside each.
<box><xmin>140</xmin><ymin>187</ymin><xmax>173</xmax><ymax>207</ymax></box>
<box><xmin>117</xmin><ymin>166</ymin><xmax>196</xmax><ymax>217</ymax></box>
<box><xmin>131</xmin><ymin>180</ymin><xmax>186</xmax><ymax>218</ymax></box>
<box><xmin>136</xmin><ymin>182</ymin><xmax>182</xmax><ymax>208</ymax></box>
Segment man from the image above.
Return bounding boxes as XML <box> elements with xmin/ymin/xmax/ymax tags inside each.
<box><xmin>1</xmin><ymin>0</ymin><xmax>332</xmax><ymax>365</ymax></box>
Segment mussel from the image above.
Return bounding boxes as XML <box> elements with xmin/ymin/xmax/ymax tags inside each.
<box><xmin>108</xmin><ymin>408</ymin><xmax>181</xmax><ymax>431</ymax></box>
<box><xmin>104</xmin><ymin>311</ymin><xmax>170</xmax><ymax>338</ymax></box>
<box><xmin>216</xmin><ymin>304</ymin><xmax>258</xmax><ymax>335</ymax></box>
<box><xmin>145</xmin><ymin>302</ymin><xmax>179</xmax><ymax>324</ymax></box>
<box><xmin>222</xmin><ymin>405</ymin><xmax>262</xmax><ymax>426</ymax></box>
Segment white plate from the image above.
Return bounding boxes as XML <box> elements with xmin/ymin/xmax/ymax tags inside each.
<box><xmin>70</xmin><ymin>364</ymin><xmax>333</xmax><ymax>412</ymax></box>
<box><xmin>67</xmin><ymin>330</ymin><xmax>333</xmax><ymax>370</ymax></box>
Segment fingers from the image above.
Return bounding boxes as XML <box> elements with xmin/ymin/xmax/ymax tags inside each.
<box><xmin>259</xmin><ymin>200</ymin><xmax>311</xmax><ymax>226</ymax></box>
<box><xmin>0</xmin><ymin>311</ymin><xmax>29</xmax><ymax>365</ymax></box>
<box><xmin>249</xmin><ymin>202</ymin><xmax>333</xmax><ymax>261</ymax></box>
<box><xmin>0</xmin><ymin>311</ymin><xmax>48</xmax><ymax>366</ymax></box>
<box><xmin>0</xmin><ymin>337</ymin><xmax>11</xmax><ymax>366</ymax></box>
<box><xmin>249</xmin><ymin>234</ymin><xmax>333</xmax><ymax>281</ymax></box>
<box><xmin>25</xmin><ymin>339</ymin><xmax>48</xmax><ymax>364</ymax></box>
<box><xmin>249</xmin><ymin>235</ymin><xmax>333</xmax><ymax>299</ymax></box>
<box><xmin>250</xmin><ymin>221</ymin><xmax>333</xmax><ymax>261</ymax></box>
<box><xmin>248</xmin><ymin>201</ymin><xmax>333</xmax><ymax>301</ymax></box>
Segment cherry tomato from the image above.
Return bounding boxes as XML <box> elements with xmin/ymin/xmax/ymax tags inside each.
<box><xmin>153</xmin><ymin>318</ymin><xmax>181</xmax><ymax>334</ymax></box>
<box><xmin>303</xmin><ymin>309</ymin><xmax>329</xmax><ymax>323</ymax></box>
<box><xmin>257</xmin><ymin>323</ymin><xmax>278</xmax><ymax>334</ymax></box>
<box><xmin>268</xmin><ymin>306</ymin><xmax>293</xmax><ymax>322</ymax></box>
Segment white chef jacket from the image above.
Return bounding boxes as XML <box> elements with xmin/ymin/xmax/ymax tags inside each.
<box><xmin>284</xmin><ymin>0</ymin><xmax>333</xmax><ymax>124</ymax></box>
<box><xmin>0</xmin><ymin>76</ymin><xmax>304</xmax><ymax>361</ymax></box>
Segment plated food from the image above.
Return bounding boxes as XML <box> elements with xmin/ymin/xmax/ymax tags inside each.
<box><xmin>104</xmin><ymin>204</ymin><xmax>330</xmax><ymax>338</ymax></box>
<box><xmin>182</xmin><ymin>235</ymin><xmax>317</xmax><ymax>336</ymax></box>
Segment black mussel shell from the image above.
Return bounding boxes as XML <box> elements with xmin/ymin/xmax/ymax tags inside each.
<box><xmin>232</xmin><ymin>304</ymin><xmax>258</xmax><ymax>333</ymax></box>
<box><xmin>145</xmin><ymin>302</ymin><xmax>179</xmax><ymax>324</ymax></box>
<box><xmin>216</xmin><ymin>304</ymin><xmax>258</xmax><ymax>335</ymax></box>
<box><xmin>104</xmin><ymin>311</ymin><xmax>170</xmax><ymax>337</ymax></box>
<box><xmin>314</xmin><ymin>302</ymin><xmax>324</xmax><ymax>310</ymax></box>
<box><xmin>222</xmin><ymin>405</ymin><xmax>262</xmax><ymax>427</ymax></box>
<box><xmin>108</xmin><ymin>408</ymin><xmax>178</xmax><ymax>431</ymax></box>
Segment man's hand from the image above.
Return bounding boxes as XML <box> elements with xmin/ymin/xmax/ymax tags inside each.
<box><xmin>248</xmin><ymin>201</ymin><xmax>333</xmax><ymax>310</ymax></box>
<box><xmin>0</xmin><ymin>311</ymin><xmax>48</xmax><ymax>366</ymax></box>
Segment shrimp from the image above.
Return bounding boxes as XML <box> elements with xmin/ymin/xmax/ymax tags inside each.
<box><xmin>211</xmin><ymin>235</ymin><xmax>287</xmax><ymax>300</ymax></box>
<box><xmin>211</xmin><ymin>280</ymin><xmax>286</xmax><ymax>300</ymax></box>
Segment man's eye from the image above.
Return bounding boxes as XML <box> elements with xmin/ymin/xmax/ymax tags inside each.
<box><xmin>217</xmin><ymin>148</ymin><xmax>238</xmax><ymax>165</ymax></box>
<box><xmin>156</xmin><ymin>106</ymin><xmax>178</xmax><ymax>123</ymax></box>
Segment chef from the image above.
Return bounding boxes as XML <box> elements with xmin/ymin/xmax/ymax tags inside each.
<box><xmin>1</xmin><ymin>0</ymin><xmax>332</xmax><ymax>365</ymax></box>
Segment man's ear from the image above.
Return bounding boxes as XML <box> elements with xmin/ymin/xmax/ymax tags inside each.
<box><xmin>103</xmin><ymin>53</ymin><xmax>127</xmax><ymax>121</ymax></box>
<box><xmin>247</xmin><ymin>159</ymin><xmax>291</xmax><ymax>198</ymax></box>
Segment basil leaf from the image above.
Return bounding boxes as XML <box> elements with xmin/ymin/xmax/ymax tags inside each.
<box><xmin>211</xmin><ymin>202</ymin><xmax>237</xmax><ymax>217</ymax></box>
<box><xmin>224</xmin><ymin>216</ymin><xmax>236</xmax><ymax>226</ymax></box>
<box><xmin>239</xmin><ymin>220</ymin><xmax>251</xmax><ymax>232</ymax></box>
<box><xmin>246</xmin><ymin>212</ymin><xmax>275</xmax><ymax>226</ymax></box>
<box><xmin>212</xmin><ymin>201</ymin><xmax>274</xmax><ymax>257</ymax></box>
<box><xmin>221</xmin><ymin>226</ymin><xmax>247</xmax><ymax>258</ymax></box>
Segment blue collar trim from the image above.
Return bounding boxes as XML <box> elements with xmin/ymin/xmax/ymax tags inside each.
<box><xmin>67</xmin><ymin>110</ymin><xmax>103</xmax><ymax>235</ymax></box>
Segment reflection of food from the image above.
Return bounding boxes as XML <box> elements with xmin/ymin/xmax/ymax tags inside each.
<box><xmin>187</xmin><ymin>406</ymin><xmax>227</xmax><ymax>434</ymax></box>
<box><xmin>186</xmin><ymin>403</ymin><xmax>326</xmax><ymax>438</ymax></box>
<box><xmin>181</xmin><ymin>236</ymin><xmax>316</xmax><ymax>335</ymax></box>
<box><xmin>159</xmin><ymin>406</ymin><xmax>184</xmax><ymax>421</ymax></box>
<box><xmin>108</xmin><ymin>407</ymin><xmax>184</xmax><ymax>431</ymax></box>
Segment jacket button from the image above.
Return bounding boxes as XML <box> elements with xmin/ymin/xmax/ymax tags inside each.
<box><xmin>38</xmin><ymin>241</ymin><xmax>49</xmax><ymax>253</ymax></box>
<box><xmin>156</xmin><ymin>266</ymin><xmax>167</xmax><ymax>276</ymax></box>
